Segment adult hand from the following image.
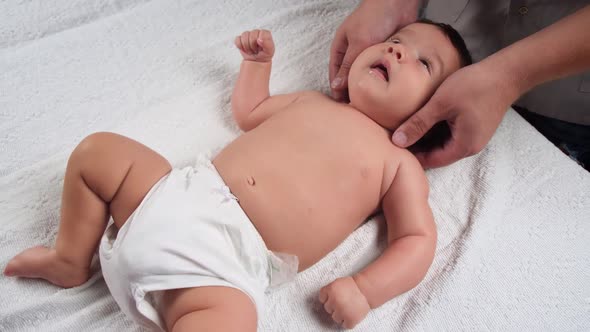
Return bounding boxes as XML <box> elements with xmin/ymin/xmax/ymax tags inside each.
<box><xmin>329</xmin><ymin>0</ymin><xmax>419</xmax><ymax>101</ymax></box>
<box><xmin>391</xmin><ymin>61</ymin><xmax>520</xmax><ymax>168</ymax></box>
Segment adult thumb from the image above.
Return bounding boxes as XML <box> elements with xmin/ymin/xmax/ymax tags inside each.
<box><xmin>392</xmin><ymin>102</ymin><xmax>443</xmax><ymax>148</ymax></box>
<box><xmin>331</xmin><ymin>45</ymin><xmax>364</xmax><ymax>92</ymax></box>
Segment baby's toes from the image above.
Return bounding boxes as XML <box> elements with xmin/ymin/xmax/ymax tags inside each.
<box><xmin>3</xmin><ymin>246</ymin><xmax>51</xmax><ymax>277</ymax></box>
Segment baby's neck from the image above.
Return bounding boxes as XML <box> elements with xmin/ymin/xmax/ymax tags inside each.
<box><xmin>346</xmin><ymin>102</ymin><xmax>399</xmax><ymax>133</ymax></box>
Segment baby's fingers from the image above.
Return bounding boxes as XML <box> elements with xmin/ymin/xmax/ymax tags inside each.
<box><xmin>235</xmin><ymin>29</ymin><xmax>274</xmax><ymax>61</ymax></box>
<box><xmin>240</xmin><ymin>31</ymin><xmax>254</xmax><ymax>54</ymax></box>
<box><xmin>256</xmin><ymin>30</ymin><xmax>275</xmax><ymax>56</ymax></box>
<box><xmin>319</xmin><ymin>287</ymin><xmax>328</xmax><ymax>304</ymax></box>
<box><xmin>331</xmin><ymin>310</ymin><xmax>344</xmax><ymax>326</ymax></box>
<box><xmin>319</xmin><ymin>287</ymin><xmax>335</xmax><ymax>314</ymax></box>
<box><xmin>248</xmin><ymin>29</ymin><xmax>261</xmax><ymax>54</ymax></box>
<box><xmin>234</xmin><ymin>36</ymin><xmax>245</xmax><ymax>53</ymax></box>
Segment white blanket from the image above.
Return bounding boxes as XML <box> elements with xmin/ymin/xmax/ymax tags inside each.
<box><xmin>1</xmin><ymin>0</ymin><xmax>589</xmax><ymax>331</ymax></box>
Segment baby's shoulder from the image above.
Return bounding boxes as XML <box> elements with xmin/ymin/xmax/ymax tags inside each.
<box><xmin>380</xmin><ymin>145</ymin><xmax>426</xmax><ymax>192</ymax></box>
<box><xmin>294</xmin><ymin>90</ymin><xmax>329</xmax><ymax>103</ymax></box>
<box><xmin>382</xmin><ymin>142</ymin><xmax>418</xmax><ymax>166</ymax></box>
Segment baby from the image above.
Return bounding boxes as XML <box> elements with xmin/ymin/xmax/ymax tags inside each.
<box><xmin>4</xmin><ymin>20</ymin><xmax>471</xmax><ymax>331</ymax></box>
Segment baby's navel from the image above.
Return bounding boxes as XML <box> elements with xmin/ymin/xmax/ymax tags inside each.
<box><xmin>247</xmin><ymin>176</ymin><xmax>256</xmax><ymax>186</ymax></box>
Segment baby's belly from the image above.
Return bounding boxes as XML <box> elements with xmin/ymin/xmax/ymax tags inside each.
<box><xmin>213</xmin><ymin>142</ymin><xmax>385</xmax><ymax>271</ymax></box>
<box><xmin>212</xmin><ymin>102</ymin><xmax>399</xmax><ymax>270</ymax></box>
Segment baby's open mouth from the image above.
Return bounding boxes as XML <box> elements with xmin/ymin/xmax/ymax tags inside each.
<box><xmin>370</xmin><ymin>63</ymin><xmax>389</xmax><ymax>82</ymax></box>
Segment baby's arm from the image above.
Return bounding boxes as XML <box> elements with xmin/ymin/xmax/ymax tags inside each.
<box><xmin>233</xmin><ymin>30</ymin><xmax>308</xmax><ymax>132</ymax></box>
<box><xmin>320</xmin><ymin>153</ymin><xmax>436</xmax><ymax>329</ymax></box>
<box><xmin>356</xmin><ymin>153</ymin><xmax>436</xmax><ymax>304</ymax></box>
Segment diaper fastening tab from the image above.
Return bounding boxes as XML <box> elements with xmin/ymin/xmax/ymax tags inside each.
<box><xmin>267</xmin><ymin>252</ymin><xmax>299</xmax><ymax>289</ymax></box>
<box><xmin>211</xmin><ymin>185</ymin><xmax>238</xmax><ymax>203</ymax></box>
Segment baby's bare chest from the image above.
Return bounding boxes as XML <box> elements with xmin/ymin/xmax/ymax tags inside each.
<box><xmin>262</xmin><ymin>99</ymin><xmax>392</xmax><ymax>152</ymax></box>
<box><xmin>216</xmin><ymin>100</ymin><xmax>400</xmax><ymax>212</ymax></box>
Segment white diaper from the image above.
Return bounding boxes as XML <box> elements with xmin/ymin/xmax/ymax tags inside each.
<box><xmin>99</xmin><ymin>156</ymin><xmax>298</xmax><ymax>331</ymax></box>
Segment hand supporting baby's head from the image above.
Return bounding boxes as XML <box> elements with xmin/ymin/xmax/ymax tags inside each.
<box><xmin>232</xmin><ymin>22</ymin><xmax>472</xmax><ymax>139</ymax></box>
<box><xmin>347</xmin><ymin>20</ymin><xmax>472</xmax><ymax>131</ymax></box>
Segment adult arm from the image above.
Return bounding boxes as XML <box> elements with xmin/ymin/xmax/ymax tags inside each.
<box><xmin>392</xmin><ymin>5</ymin><xmax>590</xmax><ymax>168</ymax></box>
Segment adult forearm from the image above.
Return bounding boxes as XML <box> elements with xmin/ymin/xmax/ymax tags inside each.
<box><xmin>486</xmin><ymin>5</ymin><xmax>590</xmax><ymax>97</ymax></box>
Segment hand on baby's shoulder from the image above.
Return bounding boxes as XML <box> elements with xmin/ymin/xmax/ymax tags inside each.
<box><xmin>235</xmin><ymin>29</ymin><xmax>274</xmax><ymax>62</ymax></box>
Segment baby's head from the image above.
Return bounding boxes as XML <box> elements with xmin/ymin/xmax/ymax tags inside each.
<box><xmin>347</xmin><ymin>19</ymin><xmax>472</xmax><ymax>130</ymax></box>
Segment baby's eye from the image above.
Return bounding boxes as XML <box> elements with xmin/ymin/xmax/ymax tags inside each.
<box><xmin>390</xmin><ymin>39</ymin><xmax>401</xmax><ymax>44</ymax></box>
<box><xmin>419</xmin><ymin>59</ymin><xmax>431</xmax><ymax>74</ymax></box>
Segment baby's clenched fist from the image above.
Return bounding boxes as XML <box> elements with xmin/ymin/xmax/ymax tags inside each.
<box><xmin>319</xmin><ymin>276</ymin><xmax>371</xmax><ymax>329</ymax></box>
<box><xmin>235</xmin><ymin>29</ymin><xmax>274</xmax><ymax>62</ymax></box>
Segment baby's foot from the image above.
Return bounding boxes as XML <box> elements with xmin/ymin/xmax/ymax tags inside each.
<box><xmin>4</xmin><ymin>246</ymin><xmax>90</xmax><ymax>288</ymax></box>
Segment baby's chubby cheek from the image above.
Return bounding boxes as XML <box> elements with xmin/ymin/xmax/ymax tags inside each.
<box><xmin>349</xmin><ymin>72</ymin><xmax>380</xmax><ymax>104</ymax></box>
<box><xmin>349</xmin><ymin>61</ymin><xmax>391</xmax><ymax>110</ymax></box>
<box><xmin>354</xmin><ymin>69</ymin><xmax>381</xmax><ymax>90</ymax></box>
<box><xmin>348</xmin><ymin>81</ymin><xmax>368</xmax><ymax>108</ymax></box>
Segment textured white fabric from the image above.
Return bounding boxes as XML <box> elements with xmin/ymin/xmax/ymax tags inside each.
<box><xmin>1</xmin><ymin>1</ymin><xmax>589</xmax><ymax>331</ymax></box>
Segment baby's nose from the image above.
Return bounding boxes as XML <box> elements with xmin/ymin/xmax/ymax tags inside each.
<box><xmin>387</xmin><ymin>46</ymin><xmax>404</xmax><ymax>61</ymax></box>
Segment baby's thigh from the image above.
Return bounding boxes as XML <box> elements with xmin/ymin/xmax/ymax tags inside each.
<box><xmin>72</xmin><ymin>132</ymin><xmax>171</xmax><ymax>226</ymax></box>
<box><xmin>161</xmin><ymin>286</ymin><xmax>257</xmax><ymax>332</ymax></box>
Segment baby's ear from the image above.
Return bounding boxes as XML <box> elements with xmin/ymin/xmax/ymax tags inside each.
<box><xmin>409</xmin><ymin>121</ymin><xmax>451</xmax><ymax>153</ymax></box>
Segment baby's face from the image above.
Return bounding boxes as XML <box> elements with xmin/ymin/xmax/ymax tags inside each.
<box><xmin>348</xmin><ymin>22</ymin><xmax>462</xmax><ymax>129</ymax></box>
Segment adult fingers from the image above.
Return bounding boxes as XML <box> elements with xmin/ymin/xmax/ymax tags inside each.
<box><xmin>330</xmin><ymin>45</ymin><xmax>363</xmax><ymax>92</ymax></box>
<box><xmin>392</xmin><ymin>99</ymin><xmax>446</xmax><ymax>148</ymax></box>
<box><xmin>329</xmin><ymin>29</ymin><xmax>348</xmax><ymax>87</ymax></box>
<box><xmin>414</xmin><ymin>136</ymin><xmax>470</xmax><ymax>168</ymax></box>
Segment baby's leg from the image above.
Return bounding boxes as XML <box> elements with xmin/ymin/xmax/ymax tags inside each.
<box><xmin>162</xmin><ymin>286</ymin><xmax>257</xmax><ymax>332</ymax></box>
<box><xmin>4</xmin><ymin>132</ymin><xmax>171</xmax><ymax>287</ymax></box>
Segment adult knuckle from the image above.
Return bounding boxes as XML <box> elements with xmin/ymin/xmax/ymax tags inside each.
<box><xmin>431</xmin><ymin>94</ymin><xmax>450</xmax><ymax>110</ymax></box>
<box><xmin>340</xmin><ymin>60</ymin><xmax>353</xmax><ymax>70</ymax></box>
<box><xmin>409</xmin><ymin>116</ymin><xmax>429</xmax><ymax>135</ymax></box>
<box><xmin>463</xmin><ymin>142</ymin><xmax>480</xmax><ymax>157</ymax></box>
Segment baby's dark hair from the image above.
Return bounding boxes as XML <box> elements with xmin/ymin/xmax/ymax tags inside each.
<box><xmin>410</xmin><ymin>19</ymin><xmax>472</xmax><ymax>153</ymax></box>
<box><xmin>417</xmin><ymin>18</ymin><xmax>473</xmax><ymax>67</ymax></box>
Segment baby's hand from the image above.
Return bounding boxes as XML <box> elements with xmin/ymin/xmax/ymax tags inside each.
<box><xmin>234</xmin><ymin>29</ymin><xmax>275</xmax><ymax>62</ymax></box>
<box><xmin>319</xmin><ymin>276</ymin><xmax>371</xmax><ymax>329</ymax></box>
